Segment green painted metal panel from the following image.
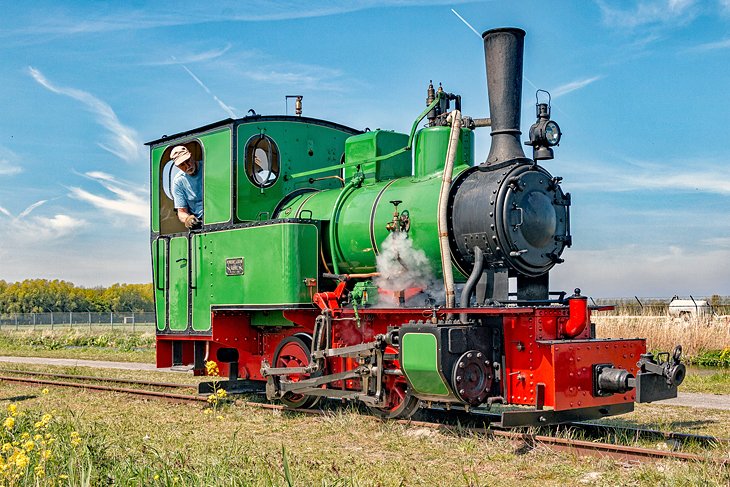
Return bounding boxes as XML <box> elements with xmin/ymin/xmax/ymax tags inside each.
<box><xmin>413</xmin><ymin>127</ymin><xmax>473</xmax><ymax>178</ymax></box>
<box><xmin>151</xmin><ymin>146</ymin><xmax>165</xmax><ymax>233</ymax></box>
<box><xmin>152</xmin><ymin>238</ymin><xmax>167</xmax><ymax>331</ymax></box>
<box><xmin>344</xmin><ymin>130</ymin><xmax>410</xmax><ymax>181</ymax></box>
<box><xmin>401</xmin><ymin>333</ymin><xmax>450</xmax><ymax>396</ymax></box>
<box><xmin>191</xmin><ymin>223</ymin><xmax>319</xmax><ymax>331</ymax></box>
<box><xmin>201</xmin><ymin>128</ymin><xmax>232</xmax><ymax>224</ymax></box>
<box><xmin>273</xmin><ymin>168</ymin><xmax>470</xmax><ymax>279</ymax></box>
<box><xmin>236</xmin><ymin>122</ymin><xmax>353</xmax><ymax>222</ymax></box>
<box><xmin>168</xmin><ymin>237</ymin><xmax>189</xmax><ymax>331</ymax></box>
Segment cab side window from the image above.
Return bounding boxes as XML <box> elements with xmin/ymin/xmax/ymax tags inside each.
<box><xmin>245</xmin><ymin>135</ymin><xmax>279</xmax><ymax>188</ymax></box>
<box><xmin>159</xmin><ymin>140</ymin><xmax>204</xmax><ymax>234</ymax></box>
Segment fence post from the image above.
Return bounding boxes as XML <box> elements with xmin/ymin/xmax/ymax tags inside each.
<box><xmin>88</xmin><ymin>311</ymin><xmax>91</xmax><ymax>332</ymax></box>
<box><xmin>110</xmin><ymin>312</ymin><xmax>113</xmax><ymax>330</ymax></box>
<box><xmin>69</xmin><ymin>311</ymin><xmax>72</xmax><ymax>329</ymax></box>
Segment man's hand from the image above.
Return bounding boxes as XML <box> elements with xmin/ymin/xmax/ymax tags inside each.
<box><xmin>184</xmin><ymin>214</ymin><xmax>201</xmax><ymax>229</ymax></box>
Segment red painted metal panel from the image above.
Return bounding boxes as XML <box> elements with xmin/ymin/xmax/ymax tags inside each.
<box><xmin>503</xmin><ymin>311</ymin><xmax>645</xmax><ymax>410</ymax></box>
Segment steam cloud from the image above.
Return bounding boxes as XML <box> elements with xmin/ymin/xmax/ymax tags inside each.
<box><xmin>374</xmin><ymin>232</ymin><xmax>444</xmax><ymax>307</ymax></box>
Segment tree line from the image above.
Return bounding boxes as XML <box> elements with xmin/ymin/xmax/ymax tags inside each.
<box><xmin>0</xmin><ymin>280</ymin><xmax>154</xmax><ymax>313</ymax></box>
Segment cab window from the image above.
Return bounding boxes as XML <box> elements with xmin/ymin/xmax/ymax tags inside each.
<box><xmin>159</xmin><ymin>140</ymin><xmax>203</xmax><ymax>234</ymax></box>
<box><xmin>245</xmin><ymin>135</ymin><xmax>279</xmax><ymax>188</ymax></box>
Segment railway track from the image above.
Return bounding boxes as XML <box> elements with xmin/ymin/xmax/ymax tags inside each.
<box><xmin>0</xmin><ymin>370</ymin><xmax>726</xmax><ymax>465</ymax></box>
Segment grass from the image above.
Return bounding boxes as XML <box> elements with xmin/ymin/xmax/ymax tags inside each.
<box><xmin>593</xmin><ymin>314</ymin><xmax>730</xmax><ymax>363</ymax></box>
<box><xmin>0</xmin><ymin>381</ymin><xmax>728</xmax><ymax>486</ymax></box>
<box><xmin>0</xmin><ymin>330</ymin><xmax>155</xmax><ymax>363</ymax></box>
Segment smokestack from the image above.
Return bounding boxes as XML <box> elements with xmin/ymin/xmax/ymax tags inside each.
<box><xmin>482</xmin><ymin>27</ymin><xmax>529</xmax><ymax>165</ymax></box>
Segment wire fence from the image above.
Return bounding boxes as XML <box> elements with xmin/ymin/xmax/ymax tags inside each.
<box><xmin>0</xmin><ymin>312</ymin><xmax>156</xmax><ymax>332</ymax></box>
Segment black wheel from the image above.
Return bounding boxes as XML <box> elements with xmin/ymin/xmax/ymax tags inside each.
<box><xmin>272</xmin><ymin>336</ymin><xmax>320</xmax><ymax>409</ymax></box>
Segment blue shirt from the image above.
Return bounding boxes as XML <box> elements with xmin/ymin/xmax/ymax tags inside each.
<box><xmin>172</xmin><ymin>163</ymin><xmax>203</xmax><ymax>219</ymax></box>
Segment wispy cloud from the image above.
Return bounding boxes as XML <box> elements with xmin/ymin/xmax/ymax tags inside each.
<box><xmin>701</xmin><ymin>237</ymin><xmax>730</xmax><ymax>248</ymax></box>
<box><xmin>686</xmin><ymin>37</ymin><xmax>730</xmax><ymax>52</ymax></box>
<box><xmin>563</xmin><ymin>156</ymin><xmax>730</xmax><ymax>195</ymax></box>
<box><xmin>17</xmin><ymin>200</ymin><xmax>47</xmax><ymax>219</ymax></box>
<box><xmin>232</xmin><ymin>60</ymin><xmax>349</xmax><ymax>92</ymax></box>
<box><xmin>6</xmin><ymin>1</ymin><xmax>481</xmax><ymax>38</ymax></box>
<box><xmin>28</xmin><ymin>67</ymin><xmax>142</xmax><ymax>163</ymax></box>
<box><xmin>31</xmin><ymin>214</ymin><xmax>87</xmax><ymax>239</ymax></box>
<box><xmin>551</xmin><ymin>76</ymin><xmax>603</xmax><ymax>98</ymax></box>
<box><xmin>0</xmin><ymin>147</ymin><xmax>23</xmax><ymax>176</ymax></box>
<box><xmin>597</xmin><ymin>0</ymin><xmax>699</xmax><ymax>29</ymax></box>
<box><xmin>68</xmin><ymin>172</ymin><xmax>148</xmax><ymax>226</ymax></box>
<box><xmin>0</xmin><ymin>159</ymin><xmax>22</xmax><ymax>176</ymax></box>
<box><xmin>146</xmin><ymin>45</ymin><xmax>233</xmax><ymax>66</ymax></box>
<box><xmin>0</xmin><ymin>200</ymin><xmax>85</xmax><ymax>240</ymax></box>
<box><xmin>556</xmin><ymin>244</ymin><xmax>730</xmax><ymax>296</ymax></box>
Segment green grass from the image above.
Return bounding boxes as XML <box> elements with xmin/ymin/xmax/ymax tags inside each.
<box><xmin>682</xmin><ymin>370</ymin><xmax>730</xmax><ymax>395</ymax></box>
<box><xmin>0</xmin><ymin>330</ymin><xmax>155</xmax><ymax>363</ymax></box>
<box><xmin>0</xmin><ymin>381</ymin><xmax>727</xmax><ymax>486</ymax></box>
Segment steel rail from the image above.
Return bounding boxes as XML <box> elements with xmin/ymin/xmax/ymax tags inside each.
<box><xmin>399</xmin><ymin>419</ymin><xmax>728</xmax><ymax>464</ymax></box>
<box><xmin>1</xmin><ymin>373</ymin><xmax>726</xmax><ymax>465</ymax></box>
<box><xmin>0</xmin><ymin>369</ymin><xmax>194</xmax><ymax>389</ymax></box>
<box><xmin>0</xmin><ymin>376</ymin><xmax>205</xmax><ymax>403</ymax></box>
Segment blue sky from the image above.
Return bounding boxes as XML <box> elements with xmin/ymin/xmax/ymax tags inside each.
<box><xmin>0</xmin><ymin>0</ymin><xmax>728</xmax><ymax>298</ymax></box>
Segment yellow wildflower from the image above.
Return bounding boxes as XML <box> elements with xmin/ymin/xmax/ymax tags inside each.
<box><xmin>59</xmin><ymin>474</ymin><xmax>68</xmax><ymax>480</ymax></box>
<box><xmin>154</xmin><ymin>474</ymin><xmax>160</xmax><ymax>480</ymax></box>
<box><xmin>34</xmin><ymin>465</ymin><xmax>44</xmax><ymax>477</ymax></box>
<box><xmin>14</xmin><ymin>452</ymin><xmax>28</xmax><ymax>469</ymax></box>
<box><xmin>20</xmin><ymin>432</ymin><xmax>29</xmax><ymax>440</ymax></box>
<box><xmin>203</xmin><ymin>409</ymin><xmax>212</xmax><ymax>415</ymax></box>
<box><xmin>6</xmin><ymin>404</ymin><xmax>17</xmax><ymax>416</ymax></box>
<box><xmin>70</xmin><ymin>431</ymin><xmax>81</xmax><ymax>447</ymax></box>
<box><xmin>216</xmin><ymin>389</ymin><xmax>227</xmax><ymax>398</ymax></box>
<box><xmin>216</xmin><ymin>415</ymin><xmax>224</xmax><ymax>420</ymax></box>
<box><xmin>3</xmin><ymin>417</ymin><xmax>14</xmax><ymax>430</ymax></box>
<box><xmin>2</xmin><ymin>443</ymin><xmax>11</xmax><ymax>452</ymax></box>
<box><xmin>205</xmin><ymin>360</ymin><xmax>219</xmax><ymax>377</ymax></box>
<box><xmin>34</xmin><ymin>421</ymin><xmax>43</xmax><ymax>429</ymax></box>
<box><xmin>41</xmin><ymin>388</ymin><xmax>49</xmax><ymax>395</ymax></box>
<box><xmin>42</xmin><ymin>449</ymin><xmax>51</xmax><ymax>460</ymax></box>
<box><xmin>44</xmin><ymin>433</ymin><xmax>51</xmax><ymax>440</ymax></box>
<box><xmin>33</xmin><ymin>434</ymin><xmax>42</xmax><ymax>441</ymax></box>
<box><xmin>23</xmin><ymin>440</ymin><xmax>34</xmax><ymax>452</ymax></box>
<box><xmin>41</xmin><ymin>413</ymin><xmax>52</xmax><ymax>423</ymax></box>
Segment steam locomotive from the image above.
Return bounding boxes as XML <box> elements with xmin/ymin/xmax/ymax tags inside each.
<box><xmin>148</xmin><ymin>27</ymin><xmax>684</xmax><ymax>426</ymax></box>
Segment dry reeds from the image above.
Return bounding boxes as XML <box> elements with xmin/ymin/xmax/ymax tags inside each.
<box><xmin>593</xmin><ymin>314</ymin><xmax>730</xmax><ymax>358</ymax></box>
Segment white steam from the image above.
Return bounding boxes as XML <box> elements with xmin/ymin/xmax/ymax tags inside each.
<box><xmin>374</xmin><ymin>232</ymin><xmax>444</xmax><ymax>307</ymax></box>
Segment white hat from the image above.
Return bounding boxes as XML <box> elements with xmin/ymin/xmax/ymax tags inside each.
<box><xmin>170</xmin><ymin>146</ymin><xmax>191</xmax><ymax>166</ymax></box>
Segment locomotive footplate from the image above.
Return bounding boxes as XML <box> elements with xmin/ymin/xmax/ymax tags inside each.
<box><xmin>496</xmin><ymin>402</ymin><xmax>634</xmax><ymax>428</ymax></box>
